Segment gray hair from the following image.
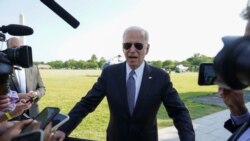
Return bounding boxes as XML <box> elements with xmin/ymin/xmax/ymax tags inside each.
<box><xmin>123</xmin><ymin>26</ymin><xmax>149</xmax><ymax>42</ymax></box>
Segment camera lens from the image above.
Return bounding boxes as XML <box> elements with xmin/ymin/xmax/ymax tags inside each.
<box><xmin>3</xmin><ymin>46</ymin><xmax>33</xmax><ymax>68</ymax></box>
<box><xmin>214</xmin><ymin>36</ymin><xmax>250</xmax><ymax>89</ymax></box>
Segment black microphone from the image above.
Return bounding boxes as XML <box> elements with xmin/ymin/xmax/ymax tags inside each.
<box><xmin>0</xmin><ymin>24</ymin><xmax>33</xmax><ymax>36</ymax></box>
<box><xmin>40</xmin><ymin>0</ymin><xmax>80</xmax><ymax>29</ymax></box>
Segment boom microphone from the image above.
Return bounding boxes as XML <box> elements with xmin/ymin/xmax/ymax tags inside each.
<box><xmin>0</xmin><ymin>24</ymin><xmax>33</xmax><ymax>36</ymax></box>
<box><xmin>40</xmin><ymin>0</ymin><xmax>80</xmax><ymax>29</ymax></box>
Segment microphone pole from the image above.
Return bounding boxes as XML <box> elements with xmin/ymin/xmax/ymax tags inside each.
<box><xmin>40</xmin><ymin>0</ymin><xmax>80</xmax><ymax>29</ymax></box>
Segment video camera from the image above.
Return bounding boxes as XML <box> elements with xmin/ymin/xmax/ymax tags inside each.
<box><xmin>198</xmin><ymin>36</ymin><xmax>250</xmax><ymax>90</ymax></box>
<box><xmin>0</xmin><ymin>24</ymin><xmax>33</xmax><ymax>95</ymax></box>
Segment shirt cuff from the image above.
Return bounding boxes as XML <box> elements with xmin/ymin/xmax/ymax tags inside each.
<box><xmin>231</xmin><ymin>112</ymin><xmax>250</xmax><ymax>126</ymax></box>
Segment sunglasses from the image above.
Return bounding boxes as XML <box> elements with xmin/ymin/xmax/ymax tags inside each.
<box><xmin>123</xmin><ymin>42</ymin><xmax>144</xmax><ymax>50</ymax></box>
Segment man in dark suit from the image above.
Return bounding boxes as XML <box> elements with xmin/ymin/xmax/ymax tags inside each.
<box><xmin>6</xmin><ymin>37</ymin><xmax>46</xmax><ymax>118</ymax></box>
<box><xmin>54</xmin><ymin>26</ymin><xmax>195</xmax><ymax>141</ymax></box>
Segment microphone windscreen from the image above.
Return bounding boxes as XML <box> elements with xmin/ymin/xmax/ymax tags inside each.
<box><xmin>1</xmin><ymin>24</ymin><xmax>33</xmax><ymax>36</ymax></box>
<box><xmin>40</xmin><ymin>0</ymin><xmax>80</xmax><ymax>28</ymax></box>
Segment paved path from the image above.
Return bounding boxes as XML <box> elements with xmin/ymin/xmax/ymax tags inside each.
<box><xmin>158</xmin><ymin>102</ymin><xmax>250</xmax><ymax>141</ymax></box>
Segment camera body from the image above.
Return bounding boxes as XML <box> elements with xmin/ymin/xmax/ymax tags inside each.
<box><xmin>0</xmin><ymin>45</ymin><xmax>33</xmax><ymax>75</ymax></box>
<box><xmin>0</xmin><ymin>30</ymin><xmax>33</xmax><ymax>95</ymax></box>
<box><xmin>198</xmin><ymin>36</ymin><xmax>250</xmax><ymax>90</ymax></box>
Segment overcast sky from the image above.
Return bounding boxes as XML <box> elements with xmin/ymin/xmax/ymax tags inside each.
<box><xmin>0</xmin><ymin>0</ymin><xmax>248</xmax><ymax>62</ymax></box>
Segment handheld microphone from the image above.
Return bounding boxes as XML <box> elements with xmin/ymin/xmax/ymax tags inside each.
<box><xmin>40</xmin><ymin>0</ymin><xmax>80</xmax><ymax>29</ymax></box>
<box><xmin>0</xmin><ymin>24</ymin><xmax>33</xmax><ymax>36</ymax></box>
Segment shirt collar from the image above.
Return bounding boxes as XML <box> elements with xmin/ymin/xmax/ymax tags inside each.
<box><xmin>126</xmin><ymin>61</ymin><xmax>145</xmax><ymax>76</ymax></box>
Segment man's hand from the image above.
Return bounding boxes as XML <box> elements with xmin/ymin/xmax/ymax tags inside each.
<box><xmin>27</xmin><ymin>91</ymin><xmax>38</xmax><ymax>98</ymax></box>
<box><xmin>0</xmin><ymin>119</ymin><xmax>34</xmax><ymax>141</ymax></box>
<box><xmin>18</xmin><ymin>91</ymin><xmax>38</xmax><ymax>103</ymax></box>
<box><xmin>44</xmin><ymin>122</ymin><xmax>59</xmax><ymax>141</ymax></box>
<box><xmin>10</xmin><ymin>100</ymin><xmax>32</xmax><ymax>118</ymax></box>
<box><xmin>0</xmin><ymin>95</ymin><xmax>10</xmax><ymax>112</ymax></box>
<box><xmin>219</xmin><ymin>87</ymin><xmax>248</xmax><ymax>116</ymax></box>
<box><xmin>53</xmin><ymin>130</ymin><xmax>66</xmax><ymax>141</ymax></box>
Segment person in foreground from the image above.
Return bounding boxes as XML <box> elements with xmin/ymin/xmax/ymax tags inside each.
<box><xmin>219</xmin><ymin>6</ymin><xmax>250</xmax><ymax>141</ymax></box>
<box><xmin>220</xmin><ymin>88</ymin><xmax>250</xmax><ymax>141</ymax></box>
<box><xmin>6</xmin><ymin>37</ymin><xmax>46</xmax><ymax>119</ymax></box>
<box><xmin>54</xmin><ymin>26</ymin><xmax>195</xmax><ymax>141</ymax></box>
<box><xmin>0</xmin><ymin>119</ymin><xmax>59</xmax><ymax>141</ymax></box>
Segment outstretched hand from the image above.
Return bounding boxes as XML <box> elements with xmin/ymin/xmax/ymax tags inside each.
<box><xmin>0</xmin><ymin>119</ymin><xmax>35</xmax><ymax>141</ymax></box>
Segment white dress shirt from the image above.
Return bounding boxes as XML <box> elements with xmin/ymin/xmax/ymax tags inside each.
<box><xmin>126</xmin><ymin>62</ymin><xmax>145</xmax><ymax>107</ymax></box>
<box><xmin>14</xmin><ymin>67</ymin><xmax>26</xmax><ymax>93</ymax></box>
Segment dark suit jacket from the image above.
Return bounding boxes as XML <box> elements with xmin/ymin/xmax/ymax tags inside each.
<box><xmin>60</xmin><ymin>62</ymin><xmax>195</xmax><ymax>141</ymax></box>
<box><xmin>9</xmin><ymin>65</ymin><xmax>45</xmax><ymax>118</ymax></box>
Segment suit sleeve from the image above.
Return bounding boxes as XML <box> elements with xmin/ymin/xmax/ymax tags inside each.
<box><xmin>161</xmin><ymin>74</ymin><xmax>195</xmax><ymax>141</ymax></box>
<box><xmin>59</xmin><ymin>70</ymin><xmax>107</xmax><ymax>135</ymax></box>
<box><xmin>34</xmin><ymin>66</ymin><xmax>46</xmax><ymax>99</ymax></box>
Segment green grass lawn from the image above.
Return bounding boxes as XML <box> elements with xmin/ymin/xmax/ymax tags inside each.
<box><xmin>39</xmin><ymin>70</ymin><xmax>224</xmax><ymax>140</ymax></box>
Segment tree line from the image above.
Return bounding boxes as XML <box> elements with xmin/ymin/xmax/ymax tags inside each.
<box><xmin>34</xmin><ymin>53</ymin><xmax>213</xmax><ymax>72</ymax></box>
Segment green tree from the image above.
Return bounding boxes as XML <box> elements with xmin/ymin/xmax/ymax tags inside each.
<box><xmin>98</xmin><ymin>57</ymin><xmax>106</xmax><ymax>69</ymax></box>
<box><xmin>186</xmin><ymin>53</ymin><xmax>213</xmax><ymax>71</ymax></box>
<box><xmin>150</xmin><ymin>60</ymin><xmax>163</xmax><ymax>68</ymax></box>
<box><xmin>48</xmin><ymin>60</ymin><xmax>64</xmax><ymax>69</ymax></box>
<box><xmin>90</xmin><ymin>54</ymin><xmax>98</xmax><ymax>63</ymax></box>
<box><xmin>85</xmin><ymin>61</ymin><xmax>98</xmax><ymax>69</ymax></box>
<box><xmin>64</xmin><ymin>59</ymin><xmax>78</xmax><ymax>69</ymax></box>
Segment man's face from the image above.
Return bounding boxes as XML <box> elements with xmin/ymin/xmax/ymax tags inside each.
<box><xmin>123</xmin><ymin>30</ymin><xmax>149</xmax><ymax>69</ymax></box>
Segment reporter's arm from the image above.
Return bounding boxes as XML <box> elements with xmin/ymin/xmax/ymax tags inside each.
<box><xmin>9</xmin><ymin>100</ymin><xmax>32</xmax><ymax>119</ymax></box>
<box><xmin>0</xmin><ymin>119</ymin><xmax>33</xmax><ymax>141</ymax></box>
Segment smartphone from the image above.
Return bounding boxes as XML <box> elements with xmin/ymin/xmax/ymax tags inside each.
<box><xmin>21</xmin><ymin>107</ymin><xmax>60</xmax><ymax>133</ymax></box>
<box><xmin>11</xmin><ymin>129</ymin><xmax>43</xmax><ymax>141</ymax></box>
<box><xmin>51</xmin><ymin>113</ymin><xmax>69</xmax><ymax>132</ymax></box>
<box><xmin>26</xmin><ymin>95</ymin><xmax>38</xmax><ymax>103</ymax></box>
<box><xmin>198</xmin><ymin>63</ymin><xmax>216</xmax><ymax>85</ymax></box>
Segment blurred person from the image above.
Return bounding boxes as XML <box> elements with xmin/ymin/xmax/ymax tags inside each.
<box><xmin>6</xmin><ymin>37</ymin><xmax>46</xmax><ymax>118</ymax></box>
<box><xmin>219</xmin><ymin>88</ymin><xmax>249</xmax><ymax>141</ymax></box>
<box><xmin>0</xmin><ymin>98</ymin><xmax>32</xmax><ymax>122</ymax></box>
<box><xmin>219</xmin><ymin>6</ymin><xmax>250</xmax><ymax>141</ymax></box>
<box><xmin>0</xmin><ymin>119</ymin><xmax>34</xmax><ymax>141</ymax></box>
<box><xmin>54</xmin><ymin>26</ymin><xmax>195</xmax><ymax>141</ymax></box>
<box><xmin>0</xmin><ymin>119</ymin><xmax>58</xmax><ymax>141</ymax></box>
<box><xmin>0</xmin><ymin>73</ymin><xmax>32</xmax><ymax>122</ymax></box>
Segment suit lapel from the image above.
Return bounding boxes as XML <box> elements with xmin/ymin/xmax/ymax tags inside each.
<box><xmin>10</xmin><ymin>71</ymin><xmax>21</xmax><ymax>92</ymax></box>
<box><xmin>133</xmin><ymin>63</ymin><xmax>152</xmax><ymax>116</ymax></box>
<box><xmin>119</xmin><ymin>63</ymin><xmax>131</xmax><ymax>116</ymax></box>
